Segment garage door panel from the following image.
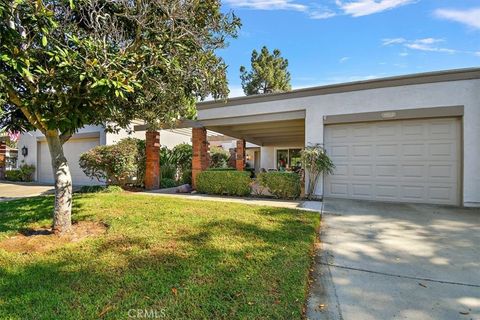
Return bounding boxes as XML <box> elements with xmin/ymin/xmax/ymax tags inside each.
<box><xmin>325</xmin><ymin>118</ymin><xmax>461</xmax><ymax>205</ymax></box>
<box><xmin>38</xmin><ymin>138</ymin><xmax>100</xmax><ymax>186</ymax></box>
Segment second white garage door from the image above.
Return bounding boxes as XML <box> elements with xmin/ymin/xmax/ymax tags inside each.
<box><xmin>37</xmin><ymin>138</ymin><xmax>100</xmax><ymax>186</ymax></box>
<box><xmin>324</xmin><ymin>118</ymin><xmax>461</xmax><ymax>205</ymax></box>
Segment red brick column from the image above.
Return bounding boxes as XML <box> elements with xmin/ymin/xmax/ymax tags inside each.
<box><xmin>192</xmin><ymin>127</ymin><xmax>209</xmax><ymax>188</ymax></box>
<box><xmin>235</xmin><ymin>139</ymin><xmax>246</xmax><ymax>171</ymax></box>
<box><xmin>145</xmin><ymin>131</ymin><xmax>160</xmax><ymax>190</ymax></box>
<box><xmin>228</xmin><ymin>148</ymin><xmax>236</xmax><ymax>168</ymax></box>
<box><xmin>0</xmin><ymin>141</ymin><xmax>6</xmax><ymax>180</ymax></box>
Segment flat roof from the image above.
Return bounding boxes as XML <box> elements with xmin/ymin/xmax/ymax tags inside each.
<box><xmin>197</xmin><ymin>67</ymin><xmax>480</xmax><ymax>110</ymax></box>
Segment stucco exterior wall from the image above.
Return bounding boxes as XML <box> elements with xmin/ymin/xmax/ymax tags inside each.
<box><xmin>198</xmin><ymin>79</ymin><xmax>480</xmax><ymax>206</ymax></box>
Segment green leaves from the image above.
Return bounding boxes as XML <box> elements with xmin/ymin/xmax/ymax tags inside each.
<box><xmin>42</xmin><ymin>35</ymin><xmax>47</xmax><ymax>46</ymax></box>
<box><xmin>240</xmin><ymin>46</ymin><xmax>291</xmax><ymax>95</ymax></box>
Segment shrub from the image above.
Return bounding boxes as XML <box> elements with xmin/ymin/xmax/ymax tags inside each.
<box><xmin>196</xmin><ymin>170</ymin><xmax>251</xmax><ymax>196</ymax></box>
<box><xmin>160</xmin><ymin>143</ymin><xmax>193</xmax><ymax>183</ymax></box>
<box><xmin>257</xmin><ymin>172</ymin><xmax>301</xmax><ymax>199</ymax></box>
<box><xmin>160</xmin><ymin>178</ymin><xmax>177</xmax><ymax>189</ymax></box>
<box><xmin>209</xmin><ymin>146</ymin><xmax>230</xmax><ymax>168</ymax></box>
<box><xmin>5</xmin><ymin>163</ymin><xmax>35</xmax><ymax>182</ymax></box>
<box><xmin>78</xmin><ymin>185</ymin><xmax>123</xmax><ymax>194</ymax></box>
<box><xmin>79</xmin><ymin>138</ymin><xmax>145</xmax><ymax>187</ymax></box>
<box><xmin>179</xmin><ymin>169</ymin><xmax>192</xmax><ymax>185</ymax></box>
<box><xmin>5</xmin><ymin>170</ymin><xmax>22</xmax><ymax>182</ymax></box>
<box><xmin>207</xmin><ymin>167</ymin><xmax>236</xmax><ymax>171</ymax></box>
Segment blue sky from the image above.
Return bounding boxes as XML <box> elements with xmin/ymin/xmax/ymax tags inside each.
<box><xmin>218</xmin><ymin>0</ymin><xmax>480</xmax><ymax>97</ymax></box>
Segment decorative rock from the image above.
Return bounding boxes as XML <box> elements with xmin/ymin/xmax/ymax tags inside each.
<box><xmin>176</xmin><ymin>184</ymin><xmax>193</xmax><ymax>193</ymax></box>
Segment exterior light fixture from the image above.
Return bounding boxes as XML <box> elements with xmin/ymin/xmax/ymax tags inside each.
<box><xmin>21</xmin><ymin>146</ymin><xmax>28</xmax><ymax>157</ymax></box>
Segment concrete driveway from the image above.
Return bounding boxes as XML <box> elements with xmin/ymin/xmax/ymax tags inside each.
<box><xmin>0</xmin><ymin>181</ymin><xmax>54</xmax><ymax>202</ymax></box>
<box><xmin>307</xmin><ymin>198</ymin><xmax>480</xmax><ymax>320</ymax></box>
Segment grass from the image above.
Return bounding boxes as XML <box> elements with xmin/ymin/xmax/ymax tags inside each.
<box><xmin>0</xmin><ymin>193</ymin><xmax>320</xmax><ymax>319</ymax></box>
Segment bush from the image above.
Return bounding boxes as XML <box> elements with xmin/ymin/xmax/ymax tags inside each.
<box><xmin>5</xmin><ymin>170</ymin><xmax>22</xmax><ymax>181</ymax></box>
<box><xmin>79</xmin><ymin>138</ymin><xmax>145</xmax><ymax>187</ymax></box>
<box><xmin>78</xmin><ymin>185</ymin><xmax>123</xmax><ymax>194</ymax></box>
<box><xmin>257</xmin><ymin>172</ymin><xmax>301</xmax><ymax>199</ymax></box>
<box><xmin>196</xmin><ymin>171</ymin><xmax>251</xmax><ymax>196</ymax></box>
<box><xmin>160</xmin><ymin>178</ymin><xmax>177</xmax><ymax>189</ymax></box>
<box><xmin>160</xmin><ymin>143</ymin><xmax>193</xmax><ymax>183</ymax></box>
<box><xmin>207</xmin><ymin>168</ymin><xmax>236</xmax><ymax>171</ymax></box>
<box><xmin>209</xmin><ymin>146</ymin><xmax>230</xmax><ymax>168</ymax></box>
<box><xmin>179</xmin><ymin>169</ymin><xmax>192</xmax><ymax>185</ymax></box>
<box><xmin>5</xmin><ymin>163</ymin><xmax>35</xmax><ymax>182</ymax></box>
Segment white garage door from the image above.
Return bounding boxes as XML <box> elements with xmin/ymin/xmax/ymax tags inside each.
<box><xmin>37</xmin><ymin>138</ymin><xmax>100</xmax><ymax>185</ymax></box>
<box><xmin>324</xmin><ymin>118</ymin><xmax>461</xmax><ymax>205</ymax></box>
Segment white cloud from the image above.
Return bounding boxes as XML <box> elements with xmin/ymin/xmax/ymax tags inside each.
<box><xmin>224</xmin><ymin>0</ymin><xmax>307</xmax><ymax>11</ymax></box>
<box><xmin>336</xmin><ymin>0</ymin><xmax>416</xmax><ymax>17</ymax></box>
<box><xmin>435</xmin><ymin>7</ymin><xmax>480</xmax><ymax>29</ymax></box>
<box><xmin>309</xmin><ymin>9</ymin><xmax>337</xmax><ymax>19</ymax></box>
<box><xmin>339</xmin><ymin>57</ymin><xmax>350</xmax><ymax>63</ymax></box>
<box><xmin>382</xmin><ymin>38</ymin><xmax>406</xmax><ymax>46</ymax></box>
<box><xmin>225</xmin><ymin>0</ymin><xmax>417</xmax><ymax>19</ymax></box>
<box><xmin>383</xmin><ymin>37</ymin><xmax>457</xmax><ymax>54</ymax></box>
<box><xmin>399</xmin><ymin>52</ymin><xmax>409</xmax><ymax>56</ymax></box>
<box><xmin>475</xmin><ymin>52</ymin><xmax>480</xmax><ymax>57</ymax></box>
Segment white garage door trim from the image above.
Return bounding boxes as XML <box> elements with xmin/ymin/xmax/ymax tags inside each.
<box><xmin>324</xmin><ymin>117</ymin><xmax>462</xmax><ymax>205</ymax></box>
<box><xmin>37</xmin><ymin>137</ymin><xmax>101</xmax><ymax>186</ymax></box>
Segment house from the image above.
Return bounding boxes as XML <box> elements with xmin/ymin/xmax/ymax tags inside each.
<box><xmin>17</xmin><ymin>124</ymin><xmax>192</xmax><ymax>185</ymax></box>
<box><xmin>145</xmin><ymin>68</ymin><xmax>478</xmax><ymax>207</ymax></box>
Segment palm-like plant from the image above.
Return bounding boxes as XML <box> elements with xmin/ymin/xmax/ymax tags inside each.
<box><xmin>300</xmin><ymin>144</ymin><xmax>335</xmax><ymax>199</ymax></box>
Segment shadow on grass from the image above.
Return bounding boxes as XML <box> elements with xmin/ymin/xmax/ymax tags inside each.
<box><xmin>0</xmin><ymin>205</ymin><xmax>319</xmax><ymax>319</ymax></box>
<box><xmin>0</xmin><ymin>194</ymin><xmax>96</xmax><ymax>235</ymax></box>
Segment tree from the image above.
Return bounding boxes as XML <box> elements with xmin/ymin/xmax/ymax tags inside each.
<box><xmin>0</xmin><ymin>0</ymin><xmax>240</xmax><ymax>233</ymax></box>
<box><xmin>300</xmin><ymin>144</ymin><xmax>335</xmax><ymax>199</ymax></box>
<box><xmin>240</xmin><ymin>46</ymin><xmax>291</xmax><ymax>95</ymax></box>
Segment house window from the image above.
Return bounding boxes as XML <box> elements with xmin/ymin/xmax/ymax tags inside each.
<box><xmin>276</xmin><ymin>148</ymin><xmax>302</xmax><ymax>171</ymax></box>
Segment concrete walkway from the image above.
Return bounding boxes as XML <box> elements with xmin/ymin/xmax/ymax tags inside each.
<box><xmin>0</xmin><ymin>181</ymin><xmax>54</xmax><ymax>202</ymax></box>
<box><xmin>138</xmin><ymin>189</ymin><xmax>323</xmax><ymax>212</ymax></box>
<box><xmin>307</xmin><ymin>198</ymin><xmax>480</xmax><ymax>320</ymax></box>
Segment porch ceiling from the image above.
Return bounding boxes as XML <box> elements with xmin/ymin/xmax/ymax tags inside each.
<box><xmin>208</xmin><ymin>118</ymin><xmax>305</xmax><ymax>146</ymax></box>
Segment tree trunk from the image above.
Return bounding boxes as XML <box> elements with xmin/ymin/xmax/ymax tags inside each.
<box><xmin>45</xmin><ymin>132</ymin><xmax>73</xmax><ymax>234</ymax></box>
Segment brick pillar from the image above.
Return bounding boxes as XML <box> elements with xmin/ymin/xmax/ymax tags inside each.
<box><xmin>235</xmin><ymin>139</ymin><xmax>246</xmax><ymax>171</ymax></box>
<box><xmin>145</xmin><ymin>131</ymin><xmax>160</xmax><ymax>190</ymax></box>
<box><xmin>192</xmin><ymin>127</ymin><xmax>209</xmax><ymax>188</ymax></box>
<box><xmin>228</xmin><ymin>148</ymin><xmax>236</xmax><ymax>168</ymax></box>
<box><xmin>0</xmin><ymin>141</ymin><xmax>6</xmax><ymax>180</ymax></box>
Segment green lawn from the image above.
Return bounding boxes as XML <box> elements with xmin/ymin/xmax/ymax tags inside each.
<box><xmin>0</xmin><ymin>193</ymin><xmax>320</xmax><ymax>319</ymax></box>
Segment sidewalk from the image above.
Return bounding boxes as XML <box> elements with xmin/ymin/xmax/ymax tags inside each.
<box><xmin>137</xmin><ymin>189</ymin><xmax>322</xmax><ymax>212</ymax></box>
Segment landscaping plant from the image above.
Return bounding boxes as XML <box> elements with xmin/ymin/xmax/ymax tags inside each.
<box><xmin>209</xmin><ymin>146</ymin><xmax>230</xmax><ymax>168</ymax></box>
<box><xmin>257</xmin><ymin>171</ymin><xmax>301</xmax><ymax>199</ymax></box>
<box><xmin>79</xmin><ymin>138</ymin><xmax>145</xmax><ymax>187</ymax></box>
<box><xmin>300</xmin><ymin>144</ymin><xmax>335</xmax><ymax>199</ymax></box>
<box><xmin>196</xmin><ymin>170</ymin><xmax>251</xmax><ymax>196</ymax></box>
<box><xmin>160</xmin><ymin>143</ymin><xmax>193</xmax><ymax>185</ymax></box>
<box><xmin>4</xmin><ymin>163</ymin><xmax>35</xmax><ymax>182</ymax></box>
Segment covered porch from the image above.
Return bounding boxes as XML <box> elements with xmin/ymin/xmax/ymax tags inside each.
<box><xmin>185</xmin><ymin>110</ymin><xmax>306</xmax><ymax>187</ymax></box>
<box><xmin>135</xmin><ymin>109</ymin><xmax>308</xmax><ymax>190</ymax></box>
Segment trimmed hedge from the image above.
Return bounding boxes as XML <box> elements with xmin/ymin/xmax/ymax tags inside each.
<box><xmin>207</xmin><ymin>168</ymin><xmax>236</xmax><ymax>172</ymax></box>
<box><xmin>196</xmin><ymin>170</ymin><xmax>251</xmax><ymax>196</ymax></box>
<box><xmin>78</xmin><ymin>185</ymin><xmax>123</xmax><ymax>194</ymax></box>
<box><xmin>257</xmin><ymin>172</ymin><xmax>301</xmax><ymax>199</ymax></box>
